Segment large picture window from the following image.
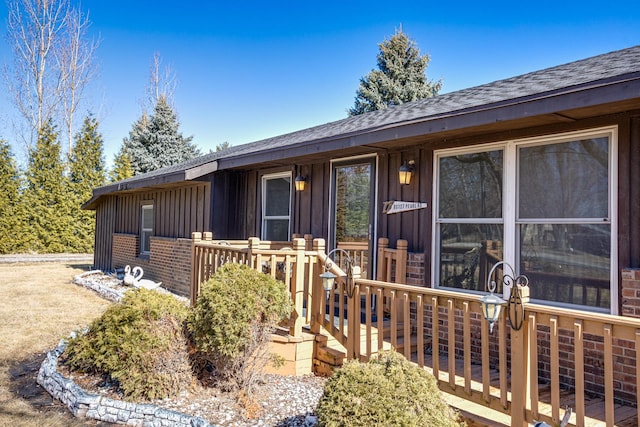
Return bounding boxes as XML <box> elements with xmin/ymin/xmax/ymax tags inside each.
<box><xmin>261</xmin><ymin>173</ymin><xmax>292</xmax><ymax>241</ymax></box>
<box><xmin>434</xmin><ymin>128</ymin><xmax>616</xmax><ymax>312</ymax></box>
<box><xmin>140</xmin><ymin>203</ymin><xmax>154</xmax><ymax>255</ymax></box>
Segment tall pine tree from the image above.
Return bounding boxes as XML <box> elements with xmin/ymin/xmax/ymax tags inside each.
<box><xmin>123</xmin><ymin>97</ymin><xmax>200</xmax><ymax>175</ymax></box>
<box><xmin>69</xmin><ymin>114</ymin><xmax>106</xmax><ymax>252</ymax></box>
<box><xmin>21</xmin><ymin>120</ymin><xmax>74</xmax><ymax>252</ymax></box>
<box><xmin>348</xmin><ymin>29</ymin><xmax>442</xmax><ymax>116</ymax></box>
<box><xmin>0</xmin><ymin>140</ymin><xmax>24</xmax><ymax>253</ymax></box>
<box><xmin>110</xmin><ymin>145</ymin><xmax>134</xmax><ymax>182</ymax></box>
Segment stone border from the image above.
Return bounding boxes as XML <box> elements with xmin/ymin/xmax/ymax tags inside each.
<box><xmin>37</xmin><ymin>338</ymin><xmax>213</xmax><ymax>427</ymax></box>
<box><xmin>74</xmin><ymin>270</ymin><xmax>126</xmax><ymax>302</ymax></box>
<box><xmin>38</xmin><ymin>271</ymin><xmax>211</xmax><ymax>426</ymax></box>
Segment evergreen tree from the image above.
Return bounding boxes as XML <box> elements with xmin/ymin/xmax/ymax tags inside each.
<box><xmin>215</xmin><ymin>141</ymin><xmax>230</xmax><ymax>152</ymax></box>
<box><xmin>110</xmin><ymin>145</ymin><xmax>134</xmax><ymax>182</ymax></box>
<box><xmin>21</xmin><ymin>120</ymin><xmax>74</xmax><ymax>252</ymax></box>
<box><xmin>348</xmin><ymin>29</ymin><xmax>442</xmax><ymax>116</ymax></box>
<box><xmin>124</xmin><ymin>97</ymin><xmax>200</xmax><ymax>175</ymax></box>
<box><xmin>0</xmin><ymin>140</ymin><xmax>24</xmax><ymax>253</ymax></box>
<box><xmin>69</xmin><ymin>114</ymin><xmax>106</xmax><ymax>252</ymax></box>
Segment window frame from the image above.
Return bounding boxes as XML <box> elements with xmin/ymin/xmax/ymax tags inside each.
<box><xmin>432</xmin><ymin>126</ymin><xmax>618</xmax><ymax>313</ymax></box>
<box><xmin>261</xmin><ymin>172</ymin><xmax>292</xmax><ymax>241</ymax></box>
<box><xmin>140</xmin><ymin>201</ymin><xmax>154</xmax><ymax>256</ymax></box>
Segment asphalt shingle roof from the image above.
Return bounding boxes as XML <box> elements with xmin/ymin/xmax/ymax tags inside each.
<box><xmin>96</xmin><ymin>45</ymin><xmax>640</xmax><ymax>195</ymax></box>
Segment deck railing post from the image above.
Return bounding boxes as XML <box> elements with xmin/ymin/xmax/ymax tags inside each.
<box><xmin>190</xmin><ymin>232</ymin><xmax>202</xmax><ymax>306</ymax></box>
<box><xmin>376</xmin><ymin>237</ymin><xmax>389</xmax><ymax>281</ymax></box>
<box><xmin>310</xmin><ymin>238</ymin><xmax>326</xmax><ymax>334</ymax></box>
<box><xmin>510</xmin><ymin>315</ymin><xmax>531</xmax><ymax>427</ymax></box>
<box><xmin>396</xmin><ymin>239</ymin><xmax>408</xmax><ymax>284</ymax></box>
<box><xmin>291</xmin><ymin>238</ymin><xmax>306</xmax><ymax>337</ymax></box>
<box><xmin>248</xmin><ymin>237</ymin><xmax>260</xmax><ymax>270</ymax></box>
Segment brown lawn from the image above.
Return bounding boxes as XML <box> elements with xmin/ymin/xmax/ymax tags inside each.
<box><xmin>0</xmin><ymin>261</ymin><xmax>112</xmax><ymax>426</ymax></box>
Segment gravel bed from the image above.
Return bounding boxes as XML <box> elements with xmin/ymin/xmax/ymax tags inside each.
<box><xmin>65</xmin><ymin>270</ymin><xmax>326</xmax><ymax>426</ymax></box>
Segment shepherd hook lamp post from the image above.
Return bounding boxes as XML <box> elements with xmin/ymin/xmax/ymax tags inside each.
<box><xmin>320</xmin><ymin>248</ymin><xmax>358</xmax><ymax>298</ymax></box>
<box><xmin>480</xmin><ymin>261</ymin><xmax>530</xmax><ymax>333</ymax></box>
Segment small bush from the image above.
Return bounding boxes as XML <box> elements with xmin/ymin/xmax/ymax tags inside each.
<box><xmin>316</xmin><ymin>350</ymin><xmax>463</xmax><ymax>427</ymax></box>
<box><xmin>187</xmin><ymin>263</ymin><xmax>291</xmax><ymax>393</ymax></box>
<box><xmin>63</xmin><ymin>288</ymin><xmax>191</xmax><ymax>400</ymax></box>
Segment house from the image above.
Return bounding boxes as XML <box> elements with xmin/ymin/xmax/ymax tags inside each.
<box><xmin>85</xmin><ymin>45</ymin><xmax>640</xmax><ymax>318</ymax></box>
<box><xmin>84</xmin><ymin>46</ymin><xmax>640</xmax><ymax>426</ymax></box>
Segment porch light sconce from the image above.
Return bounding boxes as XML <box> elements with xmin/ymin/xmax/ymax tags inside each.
<box><xmin>320</xmin><ymin>248</ymin><xmax>357</xmax><ymax>298</ymax></box>
<box><xmin>480</xmin><ymin>261</ymin><xmax>530</xmax><ymax>333</ymax></box>
<box><xmin>399</xmin><ymin>160</ymin><xmax>415</xmax><ymax>185</ymax></box>
<box><xmin>294</xmin><ymin>175</ymin><xmax>307</xmax><ymax>192</ymax></box>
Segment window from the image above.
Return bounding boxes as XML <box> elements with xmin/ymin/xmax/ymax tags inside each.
<box><xmin>434</xmin><ymin>128</ymin><xmax>616</xmax><ymax>312</ymax></box>
<box><xmin>261</xmin><ymin>173</ymin><xmax>291</xmax><ymax>241</ymax></box>
<box><xmin>140</xmin><ymin>203</ymin><xmax>154</xmax><ymax>255</ymax></box>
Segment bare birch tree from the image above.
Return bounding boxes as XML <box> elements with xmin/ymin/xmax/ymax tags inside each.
<box><xmin>5</xmin><ymin>0</ymin><xmax>69</xmax><ymax>148</ymax></box>
<box><xmin>57</xmin><ymin>7</ymin><xmax>99</xmax><ymax>157</ymax></box>
<box><xmin>146</xmin><ymin>52</ymin><xmax>176</xmax><ymax>108</ymax></box>
<box><xmin>5</xmin><ymin>0</ymin><xmax>98</xmax><ymax>155</ymax></box>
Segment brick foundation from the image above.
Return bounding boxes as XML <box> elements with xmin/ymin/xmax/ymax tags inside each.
<box><xmin>147</xmin><ymin>237</ymin><xmax>192</xmax><ymax>296</ymax></box>
<box><xmin>112</xmin><ymin>234</ymin><xmax>138</xmax><ymax>267</ymax></box>
<box><xmin>110</xmin><ymin>233</ymin><xmax>192</xmax><ymax>297</ymax></box>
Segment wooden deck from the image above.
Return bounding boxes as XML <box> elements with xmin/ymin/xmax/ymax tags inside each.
<box><xmin>319</xmin><ymin>321</ymin><xmax>639</xmax><ymax>427</ymax></box>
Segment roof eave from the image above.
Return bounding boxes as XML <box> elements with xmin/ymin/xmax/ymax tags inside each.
<box><xmin>217</xmin><ymin>75</ymin><xmax>640</xmax><ymax>170</ymax></box>
<box><xmin>82</xmin><ymin>170</ymin><xmax>187</xmax><ymax>210</ymax></box>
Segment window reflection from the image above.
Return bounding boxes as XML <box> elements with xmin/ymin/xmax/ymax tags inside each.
<box><xmin>439</xmin><ymin>151</ymin><xmax>503</xmax><ymax>219</ymax></box>
<box><xmin>519</xmin><ymin>138</ymin><xmax>608</xmax><ymax>219</ymax></box>
<box><xmin>439</xmin><ymin>224</ymin><xmax>503</xmax><ymax>292</ymax></box>
<box><xmin>436</xmin><ymin>131</ymin><xmax>612</xmax><ymax>311</ymax></box>
<box><xmin>519</xmin><ymin>224</ymin><xmax>610</xmax><ymax>308</ymax></box>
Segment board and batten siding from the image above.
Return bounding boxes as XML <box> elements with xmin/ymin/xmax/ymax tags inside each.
<box><xmin>115</xmin><ymin>182</ymin><xmax>211</xmax><ymax>238</ymax></box>
<box><xmin>290</xmin><ymin>154</ymin><xmax>430</xmax><ymax>254</ymax></box>
<box><xmin>93</xmin><ymin>195</ymin><xmax>117</xmax><ymax>270</ymax></box>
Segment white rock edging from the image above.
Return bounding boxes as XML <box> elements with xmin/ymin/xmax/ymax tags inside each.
<box><xmin>37</xmin><ymin>339</ymin><xmax>214</xmax><ymax>427</ymax></box>
<box><xmin>74</xmin><ymin>270</ymin><xmax>126</xmax><ymax>302</ymax></box>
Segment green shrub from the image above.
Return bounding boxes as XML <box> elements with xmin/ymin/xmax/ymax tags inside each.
<box><xmin>63</xmin><ymin>288</ymin><xmax>191</xmax><ymax>400</ymax></box>
<box><xmin>187</xmin><ymin>263</ymin><xmax>291</xmax><ymax>392</ymax></box>
<box><xmin>316</xmin><ymin>350</ymin><xmax>464</xmax><ymax>427</ymax></box>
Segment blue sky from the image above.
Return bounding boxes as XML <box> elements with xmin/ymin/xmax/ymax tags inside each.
<box><xmin>0</xmin><ymin>1</ymin><xmax>639</xmax><ymax>167</ymax></box>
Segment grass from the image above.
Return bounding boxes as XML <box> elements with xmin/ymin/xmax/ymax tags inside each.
<box><xmin>0</xmin><ymin>262</ymin><xmax>111</xmax><ymax>427</ymax></box>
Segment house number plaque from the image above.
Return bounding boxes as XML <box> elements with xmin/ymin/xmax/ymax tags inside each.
<box><xmin>383</xmin><ymin>201</ymin><xmax>428</xmax><ymax>215</ymax></box>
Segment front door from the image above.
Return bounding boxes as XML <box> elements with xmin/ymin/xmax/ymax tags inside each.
<box><xmin>331</xmin><ymin>158</ymin><xmax>376</xmax><ymax>279</ymax></box>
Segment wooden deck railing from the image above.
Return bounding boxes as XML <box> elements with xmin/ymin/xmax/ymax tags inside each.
<box><xmin>336</xmin><ymin>240</ymin><xmax>368</xmax><ymax>279</ymax></box>
<box><xmin>191</xmin><ymin>233</ymin><xmax>317</xmax><ymax>337</ymax></box>
<box><xmin>192</xmin><ymin>233</ymin><xmax>640</xmax><ymax>425</ymax></box>
<box><xmin>325</xmin><ymin>277</ymin><xmax>640</xmax><ymax>427</ymax></box>
<box><xmin>376</xmin><ymin>237</ymin><xmax>407</xmax><ymax>284</ymax></box>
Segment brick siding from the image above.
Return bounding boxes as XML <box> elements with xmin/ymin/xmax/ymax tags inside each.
<box><xmin>405</xmin><ymin>252</ymin><xmax>425</xmax><ymax>286</ymax></box>
<box><xmin>621</xmin><ymin>268</ymin><xmax>640</xmax><ymax>318</ymax></box>
<box><xmin>110</xmin><ymin>233</ymin><xmax>192</xmax><ymax>297</ymax></box>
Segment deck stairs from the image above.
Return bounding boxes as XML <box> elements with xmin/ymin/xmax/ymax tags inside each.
<box><xmin>312</xmin><ymin>319</ymin><xmax>417</xmax><ymax>375</ymax></box>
